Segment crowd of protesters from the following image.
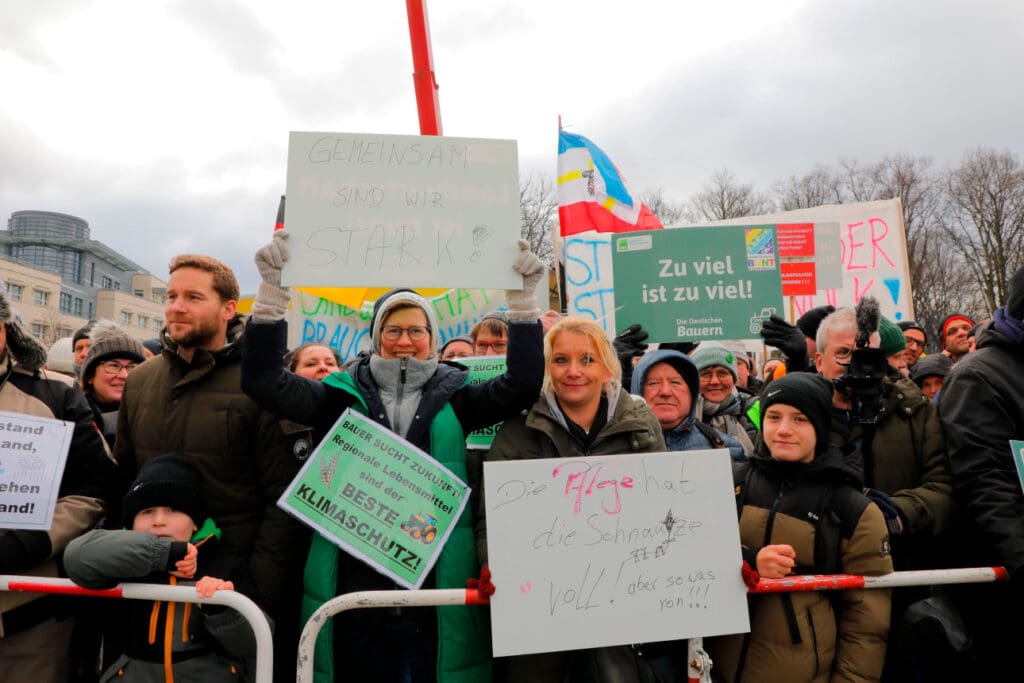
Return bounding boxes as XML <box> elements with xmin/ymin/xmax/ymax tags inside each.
<box><xmin>0</xmin><ymin>221</ymin><xmax>1021</xmax><ymax>683</ymax></box>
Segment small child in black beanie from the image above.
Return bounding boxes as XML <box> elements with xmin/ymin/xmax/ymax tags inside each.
<box><xmin>65</xmin><ymin>454</ymin><xmax>260</xmax><ymax>682</ymax></box>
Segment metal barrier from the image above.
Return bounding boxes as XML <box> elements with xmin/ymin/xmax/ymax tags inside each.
<box><xmin>296</xmin><ymin>568</ymin><xmax>1007</xmax><ymax>683</ymax></box>
<box><xmin>685</xmin><ymin>566</ymin><xmax>1008</xmax><ymax>683</ymax></box>
<box><xmin>0</xmin><ymin>575</ymin><xmax>274</xmax><ymax>683</ymax></box>
<box><xmin>297</xmin><ymin>587</ymin><xmax>488</xmax><ymax>683</ymax></box>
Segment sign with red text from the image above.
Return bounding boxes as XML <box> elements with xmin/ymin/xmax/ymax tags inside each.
<box><xmin>0</xmin><ymin>411</ymin><xmax>75</xmax><ymax>531</ymax></box>
<box><xmin>278</xmin><ymin>409</ymin><xmax>468</xmax><ymax>589</ymax></box>
<box><xmin>713</xmin><ymin>199</ymin><xmax>912</xmax><ymax>322</ymax></box>
<box><xmin>483</xmin><ymin>451</ymin><xmax>748</xmax><ymax>656</ymax></box>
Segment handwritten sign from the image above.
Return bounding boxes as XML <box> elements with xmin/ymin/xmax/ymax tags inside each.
<box><xmin>278</xmin><ymin>409</ymin><xmax>469</xmax><ymax>589</ymax></box>
<box><xmin>611</xmin><ymin>226</ymin><xmax>784</xmax><ymax>341</ymax></box>
<box><xmin>484</xmin><ymin>451</ymin><xmax>748</xmax><ymax>656</ymax></box>
<box><xmin>712</xmin><ymin>199</ymin><xmax>912</xmax><ymax>320</ymax></box>
<box><xmin>460</xmin><ymin>356</ymin><xmax>508</xmax><ymax>450</ymax></box>
<box><xmin>0</xmin><ymin>411</ymin><xmax>75</xmax><ymax>530</ymax></box>
<box><xmin>283</xmin><ymin>131</ymin><xmax>521</xmax><ymax>289</ymax></box>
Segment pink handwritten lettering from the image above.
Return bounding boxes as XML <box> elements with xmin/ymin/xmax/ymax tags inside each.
<box><xmin>552</xmin><ymin>462</ymin><xmax>634</xmax><ymax>515</ymax></box>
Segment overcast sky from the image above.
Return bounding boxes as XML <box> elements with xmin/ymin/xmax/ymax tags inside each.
<box><xmin>2</xmin><ymin>0</ymin><xmax>1022</xmax><ymax>292</ymax></box>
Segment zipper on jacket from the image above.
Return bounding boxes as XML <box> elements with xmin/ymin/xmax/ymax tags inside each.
<box><xmin>394</xmin><ymin>357</ymin><xmax>409</xmax><ymax>435</ymax></box>
<box><xmin>807</xmin><ymin>607</ymin><xmax>821</xmax><ymax>677</ymax></box>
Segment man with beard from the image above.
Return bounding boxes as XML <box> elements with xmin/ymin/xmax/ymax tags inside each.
<box><xmin>114</xmin><ymin>254</ymin><xmax>309</xmax><ymax>682</ymax></box>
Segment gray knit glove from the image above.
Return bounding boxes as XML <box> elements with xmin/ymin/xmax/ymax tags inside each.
<box><xmin>251</xmin><ymin>230</ymin><xmax>291</xmax><ymax>321</ymax></box>
<box><xmin>505</xmin><ymin>239</ymin><xmax>546</xmax><ymax>322</ymax></box>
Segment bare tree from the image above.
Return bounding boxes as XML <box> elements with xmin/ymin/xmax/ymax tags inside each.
<box><xmin>519</xmin><ymin>172</ymin><xmax>556</xmax><ymax>261</ymax></box>
<box><xmin>773</xmin><ymin>164</ymin><xmax>846</xmax><ymax>210</ymax></box>
<box><xmin>685</xmin><ymin>168</ymin><xmax>775</xmax><ymax>222</ymax></box>
<box><xmin>640</xmin><ymin>188</ymin><xmax>687</xmax><ymax>226</ymax></box>
<box><xmin>840</xmin><ymin>154</ymin><xmax>963</xmax><ymax>326</ymax></box>
<box><xmin>940</xmin><ymin>147</ymin><xmax>1024</xmax><ymax>313</ymax></box>
<box><xmin>909</xmin><ymin>229</ymin><xmax>987</xmax><ymax>352</ymax></box>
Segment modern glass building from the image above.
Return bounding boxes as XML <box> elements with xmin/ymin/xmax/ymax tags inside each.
<box><xmin>1</xmin><ymin>210</ymin><xmax>147</xmax><ymax>320</ymax></box>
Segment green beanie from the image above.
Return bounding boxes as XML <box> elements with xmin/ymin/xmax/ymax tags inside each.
<box><xmin>878</xmin><ymin>316</ymin><xmax>907</xmax><ymax>356</ymax></box>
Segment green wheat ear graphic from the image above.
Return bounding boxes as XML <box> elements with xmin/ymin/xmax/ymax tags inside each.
<box><xmin>617</xmin><ymin>238</ymin><xmax>627</xmax><ymax>250</ymax></box>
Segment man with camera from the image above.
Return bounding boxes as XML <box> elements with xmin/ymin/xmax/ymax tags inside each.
<box><xmin>812</xmin><ymin>303</ymin><xmax>955</xmax><ymax>679</ymax></box>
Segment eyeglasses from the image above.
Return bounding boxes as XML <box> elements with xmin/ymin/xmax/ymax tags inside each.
<box><xmin>381</xmin><ymin>325</ymin><xmax>430</xmax><ymax>342</ymax></box>
<box><xmin>99</xmin><ymin>360</ymin><xmax>138</xmax><ymax>376</ymax></box>
<box><xmin>699</xmin><ymin>368</ymin><xmax>734</xmax><ymax>382</ymax></box>
<box><xmin>473</xmin><ymin>341</ymin><xmax>507</xmax><ymax>354</ymax></box>
<box><xmin>904</xmin><ymin>338</ymin><xmax>925</xmax><ymax>348</ymax></box>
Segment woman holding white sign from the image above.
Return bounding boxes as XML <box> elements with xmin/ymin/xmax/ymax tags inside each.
<box><xmin>243</xmin><ymin>231</ymin><xmax>547</xmax><ymax>683</ymax></box>
<box><xmin>706</xmin><ymin>373</ymin><xmax>892</xmax><ymax>683</ymax></box>
<box><xmin>479</xmin><ymin>317</ymin><xmax>672</xmax><ymax>682</ymax></box>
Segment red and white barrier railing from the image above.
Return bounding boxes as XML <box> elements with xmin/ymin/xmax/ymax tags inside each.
<box><xmin>0</xmin><ymin>575</ymin><xmax>274</xmax><ymax>683</ymax></box>
<box><xmin>685</xmin><ymin>566</ymin><xmax>1008</xmax><ymax>683</ymax></box>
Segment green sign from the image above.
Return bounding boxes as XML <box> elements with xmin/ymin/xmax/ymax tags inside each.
<box><xmin>611</xmin><ymin>226</ymin><xmax>784</xmax><ymax>341</ymax></box>
<box><xmin>461</xmin><ymin>356</ymin><xmax>507</xmax><ymax>450</ymax></box>
<box><xmin>1012</xmin><ymin>440</ymin><xmax>1024</xmax><ymax>495</ymax></box>
<box><xmin>278</xmin><ymin>409</ymin><xmax>468</xmax><ymax>589</ymax></box>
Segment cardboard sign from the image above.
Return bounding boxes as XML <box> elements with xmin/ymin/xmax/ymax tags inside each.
<box><xmin>460</xmin><ymin>356</ymin><xmax>507</xmax><ymax>450</ymax></box>
<box><xmin>611</xmin><ymin>226</ymin><xmax>784</xmax><ymax>341</ymax></box>
<box><xmin>283</xmin><ymin>131</ymin><xmax>521</xmax><ymax>289</ymax></box>
<box><xmin>484</xmin><ymin>450</ymin><xmax>749</xmax><ymax>657</ymax></box>
<box><xmin>278</xmin><ymin>409</ymin><xmax>469</xmax><ymax>589</ymax></box>
<box><xmin>0</xmin><ymin>411</ymin><xmax>75</xmax><ymax>531</ymax></box>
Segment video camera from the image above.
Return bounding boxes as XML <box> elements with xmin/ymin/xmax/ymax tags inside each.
<box><xmin>831</xmin><ymin>297</ymin><xmax>887</xmax><ymax>424</ymax></box>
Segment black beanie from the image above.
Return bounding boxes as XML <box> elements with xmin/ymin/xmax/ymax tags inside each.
<box><xmin>796</xmin><ymin>305</ymin><xmax>836</xmax><ymax>340</ymax></box>
<box><xmin>123</xmin><ymin>454</ymin><xmax>204</xmax><ymax>528</ymax></box>
<box><xmin>896</xmin><ymin>320</ymin><xmax>927</xmax><ymax>343</ymax></box>
<box><xmin>760</xmin><ymin>373</ymin><xmax>834</xmax><ymax>456</ymax></box>
<box><xmin>1006</xmin><ymin>265</ymin><xmax>1024</xmax><ymax>320</ymax></box>
<box><xmin>73</xmin><ymin>320</ymin><xmax>97</xmax><ymax>347</ymax></box>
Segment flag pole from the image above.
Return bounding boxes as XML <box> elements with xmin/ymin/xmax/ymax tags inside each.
<box><xmin>406</xmin><ymin>0</ymin><xmax>442</xmax><ymax>135</ymax></box>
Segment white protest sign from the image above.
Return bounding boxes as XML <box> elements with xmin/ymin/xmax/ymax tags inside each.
<box><xmin>484</xmin><ymin>451</ymin><xmax>748</xmax><ymax>657</ymax></box>
<box><xmin>283</xmin><ymin>131</ymin><xmax>521</xmax><ymax>289</ymax></box>
<box><xmin>0</xmin><ymin>411</ymin><xmax>75</xmax><ymax>530</ymax></box>
<box><xmin>712</xmin><ymin>198</ymin><xmax>913</xmax><ymax>321</ymax></box>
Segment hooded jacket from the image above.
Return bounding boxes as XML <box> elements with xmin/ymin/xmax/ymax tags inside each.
<box><xmin>941</xmin><ymin>312</ymin><xmax>1024</xmax><ymax>573</ymax></box>
<box><xmin>631</xmin><ymin>350</ymin><xmax>745</xmax><ymax>460</ymax></box>
<box><xmin>65</xmin><ymin>520</ymin><xmax>258</xmax><ymax>682</ymax></box>
<box><xmin>707</xmin><ymin>444</ymin><xmax>893</xmax><ymax>683</ymax></box>
<box><xmin>938</xmin><ymin>304</ymin><xmax>1024</xmax><ymax>678</ymax></box>
<box><xmin>113</xmin><ymin>315</ymin><xmax>309</xmax><ymax>618</ymax></box>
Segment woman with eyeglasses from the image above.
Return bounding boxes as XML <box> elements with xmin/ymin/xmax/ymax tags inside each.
<box><xmin>691</xmin><ymin>341</ymin><xmax>759</xmax><ymax>457</ymax></box>
<box><xmin>242</xmin><ymin>232</ymin><xmax>547</xmax><ymax>683</ymax></box>
<box><xmin>78</xmin><ymin>320</ymin><xmax>145</xmax><ymax>456</ymax></box>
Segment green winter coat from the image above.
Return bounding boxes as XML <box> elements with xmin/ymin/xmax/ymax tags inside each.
<box><xmin>829</xmin><ymin>374</ymin><xmax>954</xmax><ymax>570</ymax></box>
<box><xmin>302</xmin><ymin>370</ymin><xmax>490</xmax><ymax>683</ymax></box>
